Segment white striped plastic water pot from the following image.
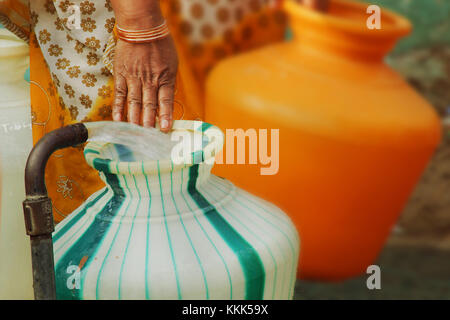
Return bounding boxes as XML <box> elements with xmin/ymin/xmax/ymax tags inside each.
<box><xmin>53</xmin><ymin>120</ymin><xmax>300</xmax><ymax>300</ymax></box>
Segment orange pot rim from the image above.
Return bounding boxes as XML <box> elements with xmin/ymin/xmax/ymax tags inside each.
<box><xmin>284</xmin><ymin>0</ymin><xmax>412</xmax><ymax>39</ymax></box>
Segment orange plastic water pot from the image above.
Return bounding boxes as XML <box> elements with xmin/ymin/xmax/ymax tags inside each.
<box><xmin>205</xmin><ymin>0</ymin><xmax>441</xmax><ymax>280</ymax></box>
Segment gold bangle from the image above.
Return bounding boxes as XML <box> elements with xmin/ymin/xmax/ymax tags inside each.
<box><xmin>116</xmin><ymin>20</ymin><xmax>170</xmax><ymax>43</ymax></box>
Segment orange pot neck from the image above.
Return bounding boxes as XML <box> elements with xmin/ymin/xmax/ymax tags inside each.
<box><xmin>285</xmin><ymin>0</ymin><xmax>412</xmax><ymax>62</ymax></box>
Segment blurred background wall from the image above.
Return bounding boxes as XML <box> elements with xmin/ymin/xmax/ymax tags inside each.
<box><xmin>372</xmin><ymin>0</ymin><xmax>450</xmax><ymax>116</ymax></box>
<box><xmin>373</xmin><ymin>0</ymin><xmax>450</xmax><ymax>54</ymax></box>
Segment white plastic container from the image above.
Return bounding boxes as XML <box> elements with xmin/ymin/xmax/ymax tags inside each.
<box><xmin>53</xmin><ymin>121</ymin><xmax>300</xmax><ymax>300</ymax></box>
<box><xmin>0</xmin><ymin>28</ymin><xmax>33</xmax><ymax>299</ymax></box>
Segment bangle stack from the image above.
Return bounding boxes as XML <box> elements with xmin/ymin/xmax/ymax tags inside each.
<box><xmin>116</xmin><ymin>20</ymin><xmax>170</xmax><ymax>43</ymax></box>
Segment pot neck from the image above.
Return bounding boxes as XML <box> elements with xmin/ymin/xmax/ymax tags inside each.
<box><xmin>100</xmin><ymin>162</ymin><xmax>214</xmax><ymax>199</ymax></box>
<box><xmin>84</xmin><ymin>121</ymin><xmax>226</xmax><ymax>218</ymax></box>
<box><xmin>285</xmin><ymin>0</ymin><xmax>411</xmax><ymax>62</ymax></box>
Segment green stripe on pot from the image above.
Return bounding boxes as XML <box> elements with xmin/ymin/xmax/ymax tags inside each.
<box><xmin>95</xmin><ymin>150</ymin><xmax>135</xmax><ymax>299</ymax></box>
<box><xmin>210</xmin><ymin>178</ymin><xmax>298</xmax><ymax>299</ymax></box>
<box><xmin>170</xmin><ymin>162</ymin><xmax>210</xmax><ymax>299</ymax></box>
<box><xmin>197</xmin><ymin>122</ymin><xmax>213</xmax><ymax>133</ymax></box>
<box><xmin>192</xmin><ymin>150</ymin><xmax>204</xmax><ymax>165</ymax></box>
<box><xmin>84</xmin><ymin>149</ymin><xmax>100</xmax><ymax>155</ymax></box>
<box><xmin>24</xmin><ymin>68</ymin><xmax>30</xmax><ymax>83</ymax></box>
<box><xmin>197</xmin><ymin>122</ymin><xmax>212</xmax><ymax>148</ymax></box>
<box><xmin>180</xmin><ymin>167</ymin><xmax>233</xmax><ymax>298</ymax></box>
<box><xmin>115</xmin><ymin>144</ymin><xmax>135</xmax><ymax>162</ymax></box>
<box><xmin>118</xmin><ymin>162</ymin><xmax>142</xmax><ymax>299</ymax></box>
<box><xmin>143</xmin><ymin>161</ymin><xmax>152</xmax><ymax>299</ymax></box>
<box><xmin>199</xmin><ymin>185</ymin><xmax>279</xmax><ymax>300</ymax></box>
<box><xmin>158</xmin><ymin>160</ymin><xmax>182</xmax><ymax>299</ymax></box>
<box><xmin>187</xmin><ymin>164</ymin><xmax>266</xmax><ymax>299</ymax></box>
<box><xmin>55</xmin><ymin>159</ymin><xmax>126</xmax><ymax>300</ymax></box>
<box><xmin>53</xmin><ymin>188</ymin><xmax>109</xmax><ymax>243</ymax></box>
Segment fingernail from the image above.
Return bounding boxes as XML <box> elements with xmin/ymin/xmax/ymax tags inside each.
<box><xmin>131</xmin><ymin>117</ymin><xmax>139</xmax><ymax>124</ymax></box>
<box><xmin>161</xmin><ymin>119</ymin><xmax>169</xmax><ymax>129</ymax></box>
<box><xmin>113</xmin><ymin>112</ymin><xmax>121</xmax><ymax>121</ymax></box>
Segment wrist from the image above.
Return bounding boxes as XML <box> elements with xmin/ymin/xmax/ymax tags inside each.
<box><xmin>112</xmin><ymin>1</ymin><xmax>164</xmax><ymax>30</ymax></box>
<box><xmin>117</xmin><ymin>13</ymin><xmax>164</xmax><ymax>30</ymax></box>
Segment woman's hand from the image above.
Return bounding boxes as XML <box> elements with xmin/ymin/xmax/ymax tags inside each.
<box><xmin>112</xmin><ymin>37</ymin><xmax>178</xmax><ymax>132</ymax></box>
<box><xmin>111</xmin><ymin>0</ymin><xmax>178</xmax><ymax>133</ymax></box>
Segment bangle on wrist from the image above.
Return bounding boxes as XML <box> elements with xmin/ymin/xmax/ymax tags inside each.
<box><xmin>116</xmin><ymin>20</ymin><xmax>170</xmax><ymax>43</ymax></box>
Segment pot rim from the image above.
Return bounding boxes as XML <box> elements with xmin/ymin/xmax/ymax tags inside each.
<box><xmin>285</xmin><ymin>0</ymin><xmax>412</xmax><ymax>39</ymax></box>
<box><xmin>84</xmin><ymin>120</ymin><xmax>224</xmax><ymax>175</ymax></box>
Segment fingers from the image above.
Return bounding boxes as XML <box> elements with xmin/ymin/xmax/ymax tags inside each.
<box><xmin>126</xmin><ymin>79</ymin><xmax>143</xmax><ymax>125</ymax></box>
<box><xmin>142</xmin><ymin>84</ymin><xmax>158</xmax><ymax>128</ymax></box>
<box><xmin>112</xmin><ymin>73</ymin><xmax>175</xmax><ymax>133</ymax></box>
<box><xmin>158</xmin><ymin>83</ymin><xmax>175</xmax><ymax>133</ymax></box>
<box><xmin>112</xmin><ymin>74</ymin><xmax>127</xmax><ymax>121</ymax></box>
